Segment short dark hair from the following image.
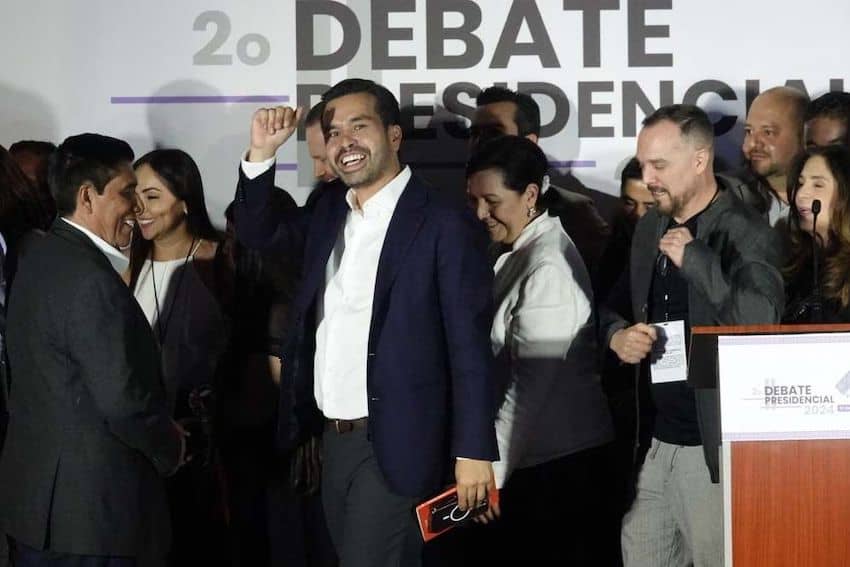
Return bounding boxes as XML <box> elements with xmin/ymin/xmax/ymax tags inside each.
<box><xmin>642</xmin><ymin>104</ymin><xmax>714</xmax><ymax>148</ymax></box>
<box><xmin>305</xmin><ymin>101</ymin><xmax>325</xmax><ymax>128</ymax></box>
<box><xmin>466</xmin><ymin>135</ymin><xmax>551</xmax><ymax>211</ymax></box>
<box><xmin>475</xmin><ymin>86</ymin><xmax>541</xmax><ymax>137</ymax></box>
<box><xmin>49</xmin><ymin>133</ymin><xmax>134</xmax><ymax>216</ymax></box>
<box><xmin>321</xmin><ymin>78</ymin><xmax>400</xmax><ymax>130</ymax></box>
<box><xmin>806</xmin><ymin>91</ymin><xmax>850</xmax><ymax>129</ymax></box>
<box><xmin>620</xmin><ymin>157</ymin><xmax>643</xmax><ymax>194</ymax></box>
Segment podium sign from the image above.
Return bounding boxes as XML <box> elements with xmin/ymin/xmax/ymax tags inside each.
<box><xmin>710</xmin><ymin>329</ymin><xmax>850</xmax><ymax>566</ymax></box>
<box><xmin>718</xmin><ymin>332</ymin><xmax>850</xmax><ymax>442</ymax></box>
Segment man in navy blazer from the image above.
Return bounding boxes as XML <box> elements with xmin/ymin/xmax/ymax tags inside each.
<box><xmin>232</xmin><ymin>79</ymin><xmax>498</xmax><ymax>566</ymax></box>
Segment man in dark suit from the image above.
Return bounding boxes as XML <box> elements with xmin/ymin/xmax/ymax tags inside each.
<box><xmin>233</xmin><ymin>78</ymin><xmax>498</xmax><ymax>566</ymax></box>
<box><xmin>0</xmin><ymin>134</ymin><xmax>185</xmax><ymax>566</ymax></box>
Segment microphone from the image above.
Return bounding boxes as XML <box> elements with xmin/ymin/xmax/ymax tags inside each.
<box><xmin>810</xmin><ymin>199</ymin><xmax>822</xmax><ymax>322</ymax></box>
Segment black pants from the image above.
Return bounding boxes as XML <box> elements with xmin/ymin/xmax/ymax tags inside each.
<box><xmin>321</xmin><ymin>427</ymin><xmax>422</xmax><ymax>567</ymax></box>
<box><xmin>427</xmin><ymin>444</ymin><xmax>621</xmax><ymax>567</ymax></box>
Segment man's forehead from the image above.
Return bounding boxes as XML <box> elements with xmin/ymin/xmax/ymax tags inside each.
<box><xmin>324</xmin><ymin>93</ymin><xmax>378</xmax><ymax>123</ymax></box>
<box><xmin>747</xmin><ymin>96</ymin><xmax>796</xmax><ymax>125</ymax></box>
<box><xmin>108</xmin><ymin>164</ymin><xmax>136</xmax><ymax>186</ymax></box>
<box><xmin>474</xmin><ymin>101</ymin><xmax>517</xmax><ymax>126</ymax></box>
<box><xmin>639</xmin><ymin>121</ymin><xmax>682</xmax><ymax>149</ymax></box>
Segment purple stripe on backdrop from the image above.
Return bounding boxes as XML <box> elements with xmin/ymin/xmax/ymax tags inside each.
<box><xmin>549</xmin><ymin>160</ymin><xmax>596</xmax><ymax>168</ymax></box>
<box><xmin>110</xmin><ymin>95</ymin><xmax>290</xmax><ymax>104</ymax></box>
<box><xmin>275</xmin><ymin>163</ymin><xmax>298</xmax><ymax>171</ymax></box>
<box><xmin>409</xmin><ymin>160</ymin><xmax>597</xmax><ymax>169</ymax></box>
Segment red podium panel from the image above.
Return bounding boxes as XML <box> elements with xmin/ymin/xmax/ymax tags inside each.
<box><xmin>731</xmin><ymin>440</ymin><xmax>850</xmax><ymax>566</ymax></box>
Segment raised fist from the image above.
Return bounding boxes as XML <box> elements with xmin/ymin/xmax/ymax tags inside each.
<box><xmin>248</xmin><ymin>106</ymin><xmax>304</xmax><ymax>162</ymax></box>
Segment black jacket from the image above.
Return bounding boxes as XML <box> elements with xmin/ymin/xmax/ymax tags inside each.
<box><xmin>600</xmin><ymin>178</ymin><xmax>785</xmax><ymax>481</ymax></box>
<box><xmin>0</xmin><ymin>220</ymin><xmax>180</xmax><ymax>557</ymax></box>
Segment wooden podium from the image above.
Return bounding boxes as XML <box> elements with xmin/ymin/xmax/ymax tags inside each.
<box><xmin>691</xmin><ymin>324</ymin><xmax>850</xmax><ymax>567</ymax></box>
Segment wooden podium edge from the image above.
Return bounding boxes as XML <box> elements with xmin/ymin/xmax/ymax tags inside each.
<box><xmin>692</xmin><ymin>323</ymin><xmax>850</xmax><ymax>335</ymax></box>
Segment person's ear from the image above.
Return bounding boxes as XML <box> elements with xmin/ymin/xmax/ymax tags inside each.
<box><xmin>388</xmin><ymin>124</ymin><xmax>403</xmax><ymax>149</ymax></box>
<box><xmin>524</xmin><ymin>182</ymin><xmax>540</xmax><ymax>208</ymax></box>
<box><xmin>78</xmin><ymin>182</ymin><xmax>96</xmax><ymax>214</ymax></box>
<box><xmin>694</xmin><ymin>147</ymin><xmax>710</xmax><ymax>175</ymax></box>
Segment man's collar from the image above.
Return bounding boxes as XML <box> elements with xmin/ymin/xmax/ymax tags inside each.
<box><xmin>344</xmin><ymin>166</ymin><xmax>411</xmax><ymax>216</ymax></box>
<box><xmin>60</xmin><ymin>217</ymin><xmax>129</xmax><ymax>274</ymax></box>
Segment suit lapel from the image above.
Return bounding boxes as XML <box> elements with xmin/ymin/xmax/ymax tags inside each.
<box><xmin>297</xmin><ymin>194</ymin><xmax>349</xmax><ymax>314</ymax></box>
<box><xmin>372</xmin><ymin>177</ymin><xmax>427</xmax><ymax>313</ymax></box>
<box><xmin>51</xmin><ymin>220</ymin><xmax>117</xmax><ymax>274</ymax></box>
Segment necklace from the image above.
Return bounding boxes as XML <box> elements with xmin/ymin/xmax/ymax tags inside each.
<box><xmin>150</xmin><ymin>238</ymin><xmax>197</xmax><ymax>345</ymax></box>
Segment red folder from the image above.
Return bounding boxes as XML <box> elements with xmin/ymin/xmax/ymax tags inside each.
<box><xmin>415</xmin><ymin>484</ymin><xmax>499</xmax><ymax>542</ymax></box>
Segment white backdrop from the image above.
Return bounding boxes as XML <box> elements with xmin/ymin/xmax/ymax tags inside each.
<box><xmin>1</xmin><ymin>0</ymin><xmax>848</xmax><ymax>225</ymax></box>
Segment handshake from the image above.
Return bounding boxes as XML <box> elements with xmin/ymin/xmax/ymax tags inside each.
<box><xmin>172</xmin><ymin>385</ymin><xmax>216</xmax><ymax>472</ymax></box>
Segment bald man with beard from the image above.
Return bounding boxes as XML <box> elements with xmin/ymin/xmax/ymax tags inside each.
<box><xmin>740</xmin><ymin>86</ymin><xmax>809</xmax><ymax>226</ymax></box>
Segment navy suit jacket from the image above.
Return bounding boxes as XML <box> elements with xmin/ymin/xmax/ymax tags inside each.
<box><xmin>233</xmin><ymin>166</ymin><xmax>499</xmax><ymax>497</ymax></box>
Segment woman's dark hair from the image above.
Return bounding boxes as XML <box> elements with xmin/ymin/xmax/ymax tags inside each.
<box><xmin>466</xmin><ymin>135</ymin><xmax>555</xmax><ymax>211</ymax></box>
<box><xmin>129</xmin><ymin>149</ymin><xmax>220</xmax><ymax>290</ymax></box>
<box><xmin>0</xmin><ymin>145</ymin><xmax>54</xmax><ymax>236</ymax></box>
<box><xmin>784</xmin><ymin>144</ymin><xmax>850</xmax><ymax>307</ymax></box>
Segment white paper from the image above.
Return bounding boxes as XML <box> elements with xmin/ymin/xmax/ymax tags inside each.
<box><xmin>718</xmin><ymin>332</ymin><xmax>850</xmax><ymax>441</ymax></box>
<box><xmin>650</xmin><ymin>320</ymin><xmax>688</xmax><ymax>384</ymax></box>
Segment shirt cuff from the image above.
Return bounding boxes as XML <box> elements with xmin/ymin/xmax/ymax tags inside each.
<box><xmin>241</xmin><ymin>153</ymin><xmax>275</xmax><ymax>180</ymax></box>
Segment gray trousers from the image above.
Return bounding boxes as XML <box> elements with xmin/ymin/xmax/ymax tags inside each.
<box><xmin>321</xmin><ymin>427</ymin><xmax>422</xmax><ymax>567</ymax></box>
<box><xmin>621</xmin><ymin>438</ymin><xmax>722</xmax><ymax>567</ymax></box>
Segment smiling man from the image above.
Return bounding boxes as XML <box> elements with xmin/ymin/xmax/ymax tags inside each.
<box><xmin>233</xmin><ymin>78</ymin><xmax>498</xmax><ymax>567</ymax></box>
<box><xmin>0</xmin><ymin>133</ymin><xmax>185</xmax><ymax>566</ymax></box>
<box><xmin>600</xmin><ymin>105</ymin><xmax>784</xmax><ymax>567</ymax></box>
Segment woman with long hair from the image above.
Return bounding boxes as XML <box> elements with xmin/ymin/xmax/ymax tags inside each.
<box><xmin>783</xmin><ymin>145</ymin><xmax>850</xmax><ymax>322</ymax></box>
<box><xmin>127</xmin><ymin>148</ymin><xmax>232</xmax><ymax>566</ymax></box>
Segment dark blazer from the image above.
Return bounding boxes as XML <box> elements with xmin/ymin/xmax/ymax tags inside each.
<box><xmin>599</xmin><ymin>179</ymin><xmax>784</xmax><ymax>482</ymax></box>
<box><xmin>0</xmin><ymin>220</ymin><xmax>180</xmax><ymax>558</ymax></box>
<box><xmin>234</xmin><ymin>166</ymin><xmax>499</xmax><ymax>497</ymax></box>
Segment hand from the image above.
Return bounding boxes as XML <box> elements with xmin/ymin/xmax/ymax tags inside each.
<box><xmin>473</xmin><ymin>478</ymin><xmax>500</xmax><ymax>524</ymax></box>
<box><xmin>454</xmin><ymin>458</ymin><xmax>493</xmax><ymax>512</ymax></box>
<box><xmin>658</xmin><ymin>227</ymin><xmax>694</xmax><ymax>269</ymax></box>
<box><xmin>248</xmin><ymin>106</ymin><xmax>304</xmax><ymax>162</ymax></box>
<box><xmin>610</xmin><ymin>323</ymin><xmax>658</xmax><ymax>364</ymax></box>
<box><xmin>291</xmin><ymin>435</ymin><xmax>322</xmax><ymax>495</ymax></box>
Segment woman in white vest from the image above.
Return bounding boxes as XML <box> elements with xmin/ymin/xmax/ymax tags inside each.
<box><xmin>465</xmin><ymin>135</ymin><xmax>616</xmax><ymax>565</ymax></box>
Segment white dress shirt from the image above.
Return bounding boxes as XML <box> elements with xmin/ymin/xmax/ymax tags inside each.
<box><xmin>61</xmin><ymin>218</ymin><xmax>129</xmax><ymax>274</ymax></box>
<box><xmin>241</xmin><ymin>158</ymin><xmax>411</xmax><ymax>419</ymax></box>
